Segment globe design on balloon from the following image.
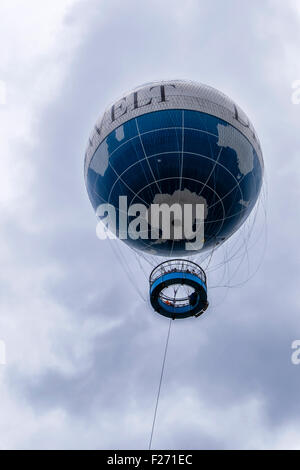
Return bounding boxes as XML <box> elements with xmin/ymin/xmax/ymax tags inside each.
<box><xmin>85</xmin><ymin>80</ymin><xmax>263</xmax><ymax>256</ymax></box>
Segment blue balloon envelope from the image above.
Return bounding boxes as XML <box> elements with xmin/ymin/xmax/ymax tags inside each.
<box><xmin>85</xmin><ymin>80</ymin><xmax>263</xmax><ymax>257</ymax></box>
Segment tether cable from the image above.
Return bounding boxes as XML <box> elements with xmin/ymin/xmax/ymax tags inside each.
<box><xmin>148</xmin><ymin>318</ymin><xmax>172</xmax><ymax>450</ymax></box>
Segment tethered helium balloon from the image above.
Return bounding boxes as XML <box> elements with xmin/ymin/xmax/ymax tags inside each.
<box><xmin>84</xmin><ymin>80</ymin><xmax>264</xmax><ymax>319</ymax></box>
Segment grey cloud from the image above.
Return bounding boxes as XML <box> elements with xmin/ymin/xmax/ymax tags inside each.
<box><xmin>2</xmin><ymin>0</ymin><xmax>300</xmax><ymax>449</ymax></box>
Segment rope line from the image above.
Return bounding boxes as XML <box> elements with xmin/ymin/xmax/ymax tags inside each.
<box><xmin>149</xmin><ymin>318</ymin><xmax>172</xmax><ymax>450</ymax></box>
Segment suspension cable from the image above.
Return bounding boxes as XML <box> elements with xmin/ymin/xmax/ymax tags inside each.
<box><xmin>148</xmin><ymin>318</ymin><xmax>173</xmax><ymax>450</ymax></box>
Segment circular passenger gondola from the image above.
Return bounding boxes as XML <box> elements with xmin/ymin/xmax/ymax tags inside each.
<box><xmin>149</xmin><ymin>259</ymin><xmax>209</xmax><ymax>319</ymax></box>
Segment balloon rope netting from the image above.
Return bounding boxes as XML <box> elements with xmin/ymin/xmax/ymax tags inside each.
<box><xmin>105</xmin><ymin>178</ymin><xmax>267</xmax><ymax>308</ymax></box>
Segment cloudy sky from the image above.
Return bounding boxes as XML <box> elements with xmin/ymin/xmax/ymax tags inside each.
<box><xmin>1</xmin><ymin>0</ymin><xmax>300</xmax><ymax>450</ymax></box>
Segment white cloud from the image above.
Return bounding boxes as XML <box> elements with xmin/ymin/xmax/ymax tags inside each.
<box><xmin>0</xmin><ymin>0</ymin><xmax>84</xmax><ymax>223</ymax></box>
<box><xmin>1</xmin><ymin>0</ymin><xmax>300</xmax><ymax>450</ymax></box>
